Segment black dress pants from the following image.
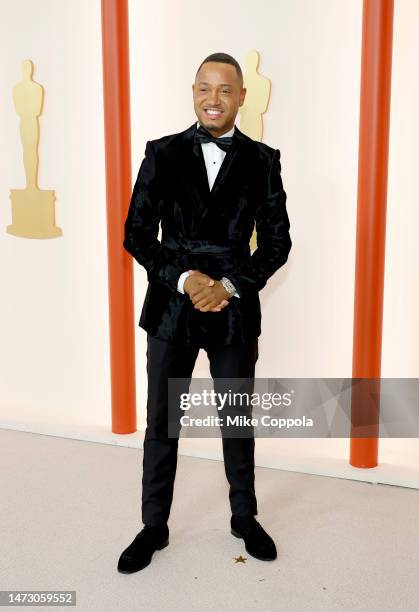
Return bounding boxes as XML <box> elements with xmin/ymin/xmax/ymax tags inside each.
<box><xmin>142</xmin><ymin>334</ymin><xmax>259</xmax><ymax>527</ymax></box>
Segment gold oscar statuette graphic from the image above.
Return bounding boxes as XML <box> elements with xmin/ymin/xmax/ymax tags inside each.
<box><xmin>7</xmin><ymin>59</ymin><xmax>62</xmax><ymax>239</ymax></box>
<box><xmin>239</xmin><ymin>50</ymin><xmax>271</xmax><ymax>252</ymax></box>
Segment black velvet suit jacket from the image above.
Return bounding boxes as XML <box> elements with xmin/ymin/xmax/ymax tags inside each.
<box><xmin>123</xmin><ymin>121</ymin><xmax>292</xmax><ymax>346</ymax></box>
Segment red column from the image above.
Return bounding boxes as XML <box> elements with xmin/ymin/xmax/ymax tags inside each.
<box><xmin>101</xmin><ymin>0</ymin><xmax>137</xmax><ymax>433</ymax></box>
<box><xmin>350</xmin><ymin>0</ymin><xmax>394</xmax><ymax>467</ymax></box>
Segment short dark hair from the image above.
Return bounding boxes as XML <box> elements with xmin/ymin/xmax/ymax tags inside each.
<box><xmin>196</xmin><ymin>52</ymin><xmax>243</xmax><ymax>85</ymax></box>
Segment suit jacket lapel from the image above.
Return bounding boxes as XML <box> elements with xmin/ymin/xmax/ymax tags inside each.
<box><xmin>191</xmin><ymin>136</ymin><xmax>211</xmax><ymax>211</ymax></box>
<box><xmin>210</xmin><ymin>135</ymin><xmax>239</xmax><ymax>198</ymax></box>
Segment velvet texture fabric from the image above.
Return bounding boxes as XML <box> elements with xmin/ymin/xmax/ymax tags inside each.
<box><xmin>123</xmin><ymin>122</ymin><xmax>292</xmax><ymax>346</ymax></box>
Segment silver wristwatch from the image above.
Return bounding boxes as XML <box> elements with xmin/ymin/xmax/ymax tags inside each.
<box><xmin>220</xmin><ymin>276</ymin><xmax>237</xmax><ymax>296</ymax></box>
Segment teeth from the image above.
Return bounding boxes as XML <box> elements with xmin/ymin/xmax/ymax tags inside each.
<box><xmin>206</xmin><ymin>109</ymin><xmax>222</xmax><ymax>115</ymax></box>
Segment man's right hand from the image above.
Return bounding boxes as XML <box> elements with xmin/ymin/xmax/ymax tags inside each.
<box><xmin>184</xmin><ymin>271</ymin><xmax>229</xmax><ymax>312</ymax></box>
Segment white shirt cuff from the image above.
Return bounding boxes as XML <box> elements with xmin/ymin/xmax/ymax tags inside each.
<box><xmin>177</xmin><ymin>270</ymin><xmax>190</xmax><ymax>294</ymax></box>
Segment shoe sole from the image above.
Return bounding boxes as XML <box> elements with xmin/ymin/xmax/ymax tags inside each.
<box><xmin>117</xmin><ymin>538</ymin><xmax>169</xmax><ymax>574</ymax></box>
<box><xmin>231</xmin><ymin>528</ymin><xmax>277</xmax><ymax>562</ymax></box>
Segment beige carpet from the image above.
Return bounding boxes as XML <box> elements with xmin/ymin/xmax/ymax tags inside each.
<box><xmin>1</xmin><ymin>428</ymin><xmax>418</xmax><ymax>612</ymax></box>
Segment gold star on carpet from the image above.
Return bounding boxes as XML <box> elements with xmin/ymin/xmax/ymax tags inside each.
<box><xmin>234</xmin><ymin>555</ymin><xmax>247</xmax><ymax>563</ymax></box>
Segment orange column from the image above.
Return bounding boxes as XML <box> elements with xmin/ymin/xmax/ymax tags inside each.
<box><xmin>101</xmin><ymin>0</ymin><xmax>137</xmax><ymax>433</ymax></box>
<box><xmin>350</xmin><ymin>0</ymin><xmax>394</xmax><ymax>467</ymax></box>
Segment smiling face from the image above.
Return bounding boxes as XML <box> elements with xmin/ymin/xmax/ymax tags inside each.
<box><xmin>192</xmin><ymin>61</ymin><xmax>246</xmax><ymax>136</ymax></box>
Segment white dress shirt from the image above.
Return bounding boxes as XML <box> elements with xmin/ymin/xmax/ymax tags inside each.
<box><xmin>177</xmin><ymin>121</ymin><xmax>240</xmax><ymax>299</ymax></box>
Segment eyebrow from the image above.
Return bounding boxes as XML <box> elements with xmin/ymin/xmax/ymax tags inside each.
<box><xmin>197</xmin><ymin>81</ymin><xmax>233</xmax><ymax>87</ymax></box>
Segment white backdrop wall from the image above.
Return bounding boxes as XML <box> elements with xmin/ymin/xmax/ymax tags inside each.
<box><xmin>0</xmin><ymin>0</ymin><xmax>111</xmax><ymax>428</ymax></box>
<box><xmin>0</xmin><ymin>0</ymin><xmax>417</xmax><ymax>484</ymax></box>
<box><xmin>382</xmin><ymin>0</ymin><xmax>419</xmax><ymax>377</ymax></box>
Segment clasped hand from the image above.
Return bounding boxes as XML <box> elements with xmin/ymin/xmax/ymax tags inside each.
<box><xmin>184</xmin><ymin>270</ymin><xmax>231</xmax><ymax>312</ymax></box>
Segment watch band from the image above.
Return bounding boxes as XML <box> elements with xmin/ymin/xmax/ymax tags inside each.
<box><xmin>221</xmin><ymin>276</ymin><xmax>237</xmax><ymax>296</ymax></box>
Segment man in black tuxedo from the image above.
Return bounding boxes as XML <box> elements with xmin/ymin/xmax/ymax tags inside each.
<box><xmin>118</xmin><ymin>52</ymin><xmax>291</xmax><ymax>573</ymax></box>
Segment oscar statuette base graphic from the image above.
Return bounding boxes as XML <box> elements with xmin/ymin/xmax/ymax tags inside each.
<box><xmin>7</xmin><ymin>59</ymin><xmax>62</xmax><ymax>239</ymax></box>
<box><xmin>7</xmin><ymin>188</ymin><xmax>62</xmax><ymax>239</ymax></box>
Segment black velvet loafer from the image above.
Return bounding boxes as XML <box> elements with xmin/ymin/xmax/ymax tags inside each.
<box><xmin>231</xmin><ymin>515</ymin><xmax>277</xmax><ymax>561</ymax></box>
<box><xmin>117</xmin><ymin>524</ymin><xmax>169</xmax><ymax>574</ymax></box>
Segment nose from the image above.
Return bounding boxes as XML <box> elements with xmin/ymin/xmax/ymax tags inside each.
<box><xmin>207</xmin><ymin>89</ymin><xmax>221</xmax><ymax>106</ymax></box>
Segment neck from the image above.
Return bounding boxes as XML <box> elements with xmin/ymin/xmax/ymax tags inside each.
<box><xmin>199</xmin><ymin>121</ymin><xmax>234</xmax><ymax>137</ymax></box>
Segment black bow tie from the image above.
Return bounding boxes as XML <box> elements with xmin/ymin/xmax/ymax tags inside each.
<box><xmin>194</xmin><ymin>125</ymin><xmax>234</xmax><ymax>152</ymax></box>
